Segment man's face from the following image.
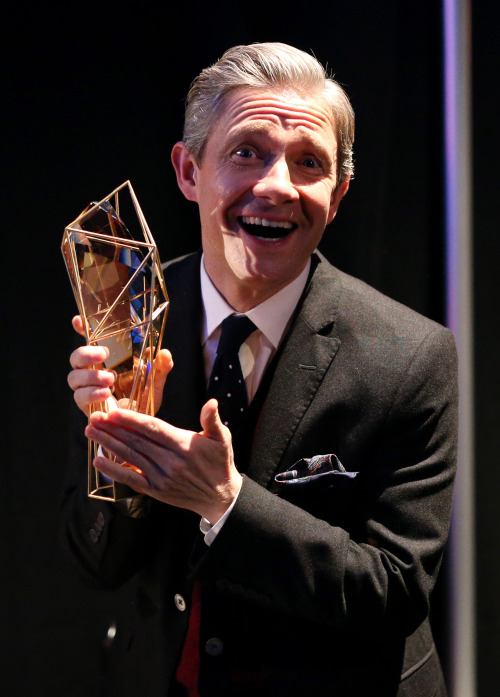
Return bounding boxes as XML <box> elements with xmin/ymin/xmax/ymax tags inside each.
<box><xmin>172</xmin><ymin>87</ymin><xmax>349</xmax><ymax>309</ymax></box>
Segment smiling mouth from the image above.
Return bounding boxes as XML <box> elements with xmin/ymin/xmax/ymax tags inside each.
<box><xmin>239</xmin><ymin>216</ymin><xmax>297</xmax><ymax>240</ymax></box>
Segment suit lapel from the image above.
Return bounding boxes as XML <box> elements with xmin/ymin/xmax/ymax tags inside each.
<box><xmin>246</xmin><ymin>254</ymin><xmax>342</xmax><ymax>488</ymax></box>
<box><xmin>157</xmin><ymin>251</ymin><xmax>343</xmax><ymax>488</ymax></box>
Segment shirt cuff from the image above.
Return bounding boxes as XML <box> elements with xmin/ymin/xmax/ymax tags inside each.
<box><xmin>200</xmin><ymin>486</ymin><xmax>241</xmax><ymax>547</ymax></box>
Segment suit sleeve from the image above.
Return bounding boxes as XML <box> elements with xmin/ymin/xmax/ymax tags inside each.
<box><xmin>191</xmin><ymin>325</ymin><xmax>458</xmax><ymax>639</ymax></box>
<box><xmin>59</xmin><ymin>404</ymin><xmax>159</xmax><ymax>589</ymax></box>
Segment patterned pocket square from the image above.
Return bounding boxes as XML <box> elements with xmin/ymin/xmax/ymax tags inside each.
<box><xmin>275</xmin><ymin>453</ymin><xmax>358</xmax><ymax>488</ymax></box>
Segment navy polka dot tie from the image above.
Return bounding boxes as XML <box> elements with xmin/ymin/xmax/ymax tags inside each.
<box><xmin>208</xmin><ymin>315</ymin><xmax>256</xmax><ymax>432</ymax></box>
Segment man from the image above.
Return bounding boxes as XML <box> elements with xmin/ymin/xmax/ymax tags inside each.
<box><xmin>62</xmin><ymin>43</ymin><xmax>457</xmax><ymax>697</ymax></box>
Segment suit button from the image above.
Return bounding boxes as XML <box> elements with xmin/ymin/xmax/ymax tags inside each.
<box><xmin>216</xmin><ymin>578</ymin><xmax>231</xmax><ymax>591</ymax></box>
<box><xmin>89</xmin><ymin>528</ymin><xmax>99</xmax><ymax>543</ymax></box>
<box><xmin>243</xmin><ymin>588</ymin><xmax>257</xmax><ymax>602</ymax></box>
<box><xmin>205</xmin><ymin>637</ymin><xmax>224</xmax><ymax>657</ymax></box>
<box><xmin>174</xmin><ymin>594</ymin><xmax>186</xmax><ymax>612</ymax></box>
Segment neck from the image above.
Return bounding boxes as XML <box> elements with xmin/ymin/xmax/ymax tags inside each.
<box><xmin>210</xmin><ymin>275</ymin><xmax>300</xmax><ymax>312</ymax></box>
<box><xmin>203</xmin><ymin>260</ymin><xmax>309</xmax><ymax>313</ymax></box>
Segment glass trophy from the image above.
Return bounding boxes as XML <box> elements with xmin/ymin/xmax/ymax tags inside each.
<box><xmin>62</xmin><ymin>181</ymin><xmax>169</xmax><ymax>501</ymax></box>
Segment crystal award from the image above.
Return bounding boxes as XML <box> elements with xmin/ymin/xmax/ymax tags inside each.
<box><xmin>62</xmin><ymin>181</ymin><xmax>169</xmax><ymax>501</ymax></box>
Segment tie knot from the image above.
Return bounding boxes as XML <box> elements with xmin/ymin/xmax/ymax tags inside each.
<box><xmin>217</xmin><ymin>315</ymin><xmax>256</xmax><ymax>355</ymax></box>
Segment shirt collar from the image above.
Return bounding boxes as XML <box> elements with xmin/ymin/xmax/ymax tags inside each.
<box><xmin>200</xmin><ymin>256</ymin><xmax>310</xmax><ymax>349</ymax></box>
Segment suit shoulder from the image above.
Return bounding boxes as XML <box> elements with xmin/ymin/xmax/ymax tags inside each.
<box><xmin>309</xmin><ymin>259</ymin><xmax>458</xmax><ymax>409</ymax></box>
<box><xmin>162</xmin><ymin>250</ymin><xmax>201</xmax><ymax>278</ymax></box>
<box><xmin>325</xmin><ymin>261</ymin><xmax>451</xmax><ymax>340</ymax></box>
<box><xmin>161</xmin><ymin>251</ymin><xmax>202</xmax><ymax>297</ymax></box>
<box><xmin>311</xmin><ymin>256</ymin><xmax>456</xmax><ymax>364</ymax></box>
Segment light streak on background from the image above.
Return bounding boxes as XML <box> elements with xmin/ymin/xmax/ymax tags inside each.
<box><xmin>443</xmin><ymin>1</ymin><xmax>475</xmax><ymax>695</ymax></box>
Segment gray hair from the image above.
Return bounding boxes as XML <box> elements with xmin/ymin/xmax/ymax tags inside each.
<box><xmin>183</xmin><ymin>42</ymin><xmax>355</xmax><ymax>185</ymax></box>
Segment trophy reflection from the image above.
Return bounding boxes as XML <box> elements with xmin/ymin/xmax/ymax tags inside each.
<box><xmin>62</xmin><ymin>181</ymin><xmax>169</xmax><ymax>500</ymax></box>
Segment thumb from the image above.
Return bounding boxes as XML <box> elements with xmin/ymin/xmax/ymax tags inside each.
<box><xmin>153</xmin><ymin>349</ymin><xmax>174</xmax><ymax>412</ymax></box>
<box><xmin>200</xmin><ymin>398</ymin><xmax>229</xmax><ymax>443</ymax></box>
<box><xmin>72</xmin><ymin>315</ymin><xmax>86</xmax><ymax>337</ymax></box>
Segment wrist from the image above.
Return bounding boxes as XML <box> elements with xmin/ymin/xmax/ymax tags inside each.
<box><xmin>202</xmin><ymin>472</ymin><xmax>243</xmax><ymax>524</ymax></box>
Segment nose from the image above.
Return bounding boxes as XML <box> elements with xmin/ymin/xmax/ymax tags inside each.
<box><xmin>252</xmin><ymin>157</ymin><xmax>299</xmax><ymax>204</ymax></box>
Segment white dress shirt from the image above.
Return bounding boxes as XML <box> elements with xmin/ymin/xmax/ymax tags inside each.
<box><xmin>199</xmin><ymin>256</ymin><xmax>310</xmax><ymax>544</ymax></box>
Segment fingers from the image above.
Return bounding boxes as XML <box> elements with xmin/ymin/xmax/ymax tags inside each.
<box><xmin>156</xmin><ymin>348</ymin><xmax>174</xmax><ymax>375</ymax></box>
<box><xmin>87</xmin><ymin>409</ymin><xmax>201</xmax><ymax>488</ymax></box>
<box><xmin>68</xmin><ymin>344</ymin><xmax>114</xmax><ymax>414</ymax></box>
<box><xmin>69</xmin><ymin>377</ymin><xmax>115</xmax><ymax>414</ymax></box>
<box><xmin>93</xmin><ymin>453</ymin><xmax>150</xmax><ymax>493</ymax></box>
<box><xmin>86</xmin><ymin>410</ymin><xmax>173</xmax><ymax>488</ymax></box>
<box><xmin>87</xmin><ymin>407</ymin><xmax>239</xmax><ymax>520</ymax></box>
<box><xmin>68</xmin><ymin>366</ymin><xmax>114</xmax><ymax>396</ymax></box>
<box><xmin>72</xmin><ymin>315</ymin><xmax>86</xmax><ymax>337</ymax></box>
<box><xmin>70</xmin><ymin>344</ymin><xmax>109</xmax><ymax>370</ymax></box>
<box><xmin>88</xmin><ymin>408</ymin><xmax>178</xmax><ymax>449</ymax></box>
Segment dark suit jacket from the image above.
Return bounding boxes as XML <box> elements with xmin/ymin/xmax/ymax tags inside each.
<box><xmin>60</xmin><ymin>251</ymin><xmax>457</xmax><ymax>697</ymax></box>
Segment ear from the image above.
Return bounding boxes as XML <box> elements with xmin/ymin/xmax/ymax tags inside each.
<box><xmin>171</xmin><ymin>141</ymin><xmax>199</xmax><ymax>202</ymax></box>
<box><xmin>327</xmin><ymin>176</ymin><xmax>350</xmax><ymax>225</ymax></box>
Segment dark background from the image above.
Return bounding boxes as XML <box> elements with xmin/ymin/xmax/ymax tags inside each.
<box><xmin>1</xmin><ymin>1</ymin><xmax>497</xmax><ymax>695</ymax></box>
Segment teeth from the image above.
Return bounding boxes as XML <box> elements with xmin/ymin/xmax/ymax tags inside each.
<box><xmin>242</xmin><ymin>216</ymin><xmax>293</xmax><ymax>230</ymax></box>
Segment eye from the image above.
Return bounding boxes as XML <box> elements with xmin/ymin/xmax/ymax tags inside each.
<box><xmin>301</xmin><ymin>156</ymin><xmax>321</xmax><ymax>169</ymax></box>
<box><xmin>234</xmin><ymin>147</ymin><xmax>256</xmax><ymax>159</ymax></box>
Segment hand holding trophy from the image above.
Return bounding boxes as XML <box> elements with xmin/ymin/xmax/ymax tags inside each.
<box><xmin>62</xmin><ymin>181</ymin><xmax>169</xmax><ymax>500</ymax></box>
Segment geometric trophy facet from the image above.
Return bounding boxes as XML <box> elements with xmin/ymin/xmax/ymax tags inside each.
<box><xmin>62</xmin><ymin>181</ymin><xmax>169</xmax><ymax>501</ymax></box>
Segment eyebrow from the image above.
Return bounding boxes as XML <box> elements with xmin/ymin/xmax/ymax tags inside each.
<box><xmin>227</xmin><ymin>123</ymin><xmax>334</xmax><ymax>150</ymax></box>
<box><xmin>226</xmin><ymin>122</ymin><xmax>278</xmax><ymax>140</ymax></box>
<box><xmin>225</xmin><ymin>123</ymin><xmax>336</xmax><ymax>165</ymax></box>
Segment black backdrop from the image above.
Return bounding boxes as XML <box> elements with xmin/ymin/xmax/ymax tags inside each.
<box><xmin>1</xmin><ymin>1</ymin><xmax>497</xmax><ymax>695</ymax></box>
<box><xmin>472</xmin><ymin>2</ymin><xmax>500</xmax><ymax>693</ymax></box>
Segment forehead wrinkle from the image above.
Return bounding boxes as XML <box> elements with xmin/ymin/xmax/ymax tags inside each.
<box><xmin>225</xmin><ymin>94</ymin><xmax>334</xmax><ymax>132</ymax></box>
<box><xmin>232</xmin><ymin>105</ymin><xmax>330</xmax><ymax>132</ymax></box>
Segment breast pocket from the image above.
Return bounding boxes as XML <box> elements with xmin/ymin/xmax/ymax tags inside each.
<box><xmin>274</xmin><ymin>453</ymin><xmax>361</xmax><ymax>529</ymax></box>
